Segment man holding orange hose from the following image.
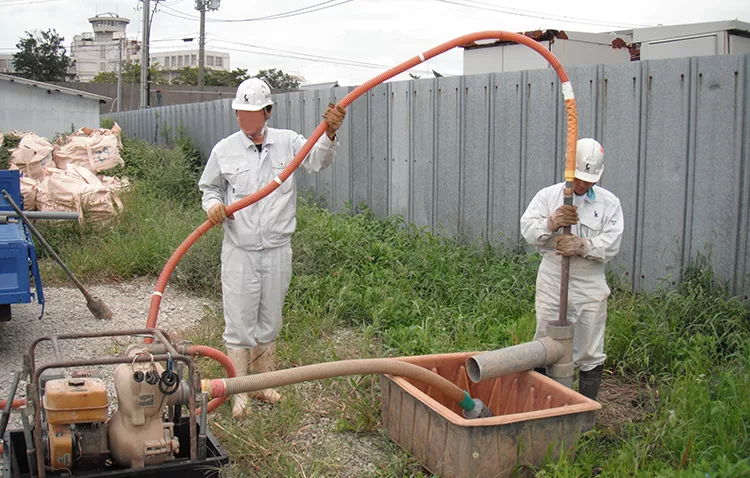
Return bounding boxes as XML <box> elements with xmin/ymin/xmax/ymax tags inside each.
<box><xmin>520</xmin><ymin>138</ymin><xmax>624</xmax><ymax>401</ymax></box>
<box><xmin>199</xmin><ymin>77</ymin><xmax>346</xmax><ymax>417</ymax></box>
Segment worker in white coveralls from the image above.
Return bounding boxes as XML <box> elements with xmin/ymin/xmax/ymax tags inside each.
<box><xmin>520</xmin><ymin>138</ymin><xmax>624</xmax><ymax>401</ymax></box>
<box><xmin>199</xmin><ymin>78</ymin><xmax>347</xmax><ymax>417</ymax></box>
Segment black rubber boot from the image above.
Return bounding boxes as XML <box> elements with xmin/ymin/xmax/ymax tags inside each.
<box><xmin>578</xmin><ymin>365</ymin><xmax>604</xmax><ymax>400</ymax></box>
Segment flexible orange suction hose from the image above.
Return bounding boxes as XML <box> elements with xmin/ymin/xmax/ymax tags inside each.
<box><xmin>188</xmin><ymin>345</ymin><xmax>236</xmax><ymax>413</ymax></box>
<box><xmin>145</xmin><ymin>30</ymin><xmax>578</xmax><ymax>337</ymax></box>
<box><xmin>0</xmin><ymin>399</ymin><xmax>26</xmax><ymax>409</ymax></box>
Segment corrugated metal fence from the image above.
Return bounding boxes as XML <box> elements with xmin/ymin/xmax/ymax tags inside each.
<box><xmin>109</xmin><ymin>53</ymin><xmax>750</xmax><ymax>296</ymax></box>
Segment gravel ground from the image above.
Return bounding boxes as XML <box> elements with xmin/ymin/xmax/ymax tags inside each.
<box><xmin>0</xmin><ymin>281</ymin><xmax>410</xmax><ymax>476</ymax></box>
<box><xmin>0</xmin><ymin>277</ymin><xmax>214</xmax><ymax>432</ymax></box>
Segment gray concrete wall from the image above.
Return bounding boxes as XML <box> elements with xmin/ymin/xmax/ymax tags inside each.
<box><xmin>52</xmin><ymin>82</ymin><xmax>237</xmax><ymax>114</ymax></box>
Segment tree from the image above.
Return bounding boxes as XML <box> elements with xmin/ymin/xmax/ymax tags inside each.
<box><xmin>255</xmin><ymin>69</ymin><xmax>300</xmax><ymax>91</ymax></box>
<box><xmin>13</xmin><ymin>29</ymin><xmax>71</xmax><ymax>82</ymax></box>
<box><xmin>171</xmin><ymin>67</ymin><xmax>198</xmax><ymax>86</ymax></box>
<box><xmin>90</xmin><ymin>71</ymin><xmax>117</xmax><ymax>83</ymax></box>
<box><xmin>90</xmin><ymin>61</ymin><xmax>165</xmax><ymax>84</ymax></box>
<box><xmin>208</xmin><ymin>68</ymin><xmax>250</xmax><ymax>87</ymax></box>
<box><xmin>172</xmin><ymin>67</ymin><xmax>249</xmax><ymax>87</ymax></box>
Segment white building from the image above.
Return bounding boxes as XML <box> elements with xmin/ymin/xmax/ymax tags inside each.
<box><xmin>149</xmin><ymin>49</ymin><xmax>231</xmax><ymax>83</ymax></box>
<box><xmin>0</xmin><ymin>54</ymin><xmax>16</xmax><ymax>74</ymax></box>
<box><xmin>463</xmin><ymin>30</ymin><xmax>633</xmax><ymax>75</ymax></box>
<box><xmin>462</xmin><ymin>20</ymin><xmax>750</xmax><ymax>75</ymax></box>
<box><xmin>634</xmin><ymin>20</ymin><xmax>750</xmax><ymax>60</ymax></box>
<box><xmin>0</xmin><ymin>73</ymin><xmax>111</xmax><ymax>138</ymax></box>
<box><xmin>69</xmin><ymin>12</ymin><xmax>140</xmax><ymax>82</ymax></box>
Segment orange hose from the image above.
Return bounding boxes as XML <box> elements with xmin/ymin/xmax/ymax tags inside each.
<box><xmin>187</xmin><ymin>345</ymin><xmax>236</xmax><ymax>413</ymax></box>
<box><xmin>144</xmin><ymin>31</ymin><xmax>578</xmax><ymax>339</ymax></box>
<box><xmin>0</xmin><ymin>399</ymin><xmax>26</xmax><ymax>409</ymax></box>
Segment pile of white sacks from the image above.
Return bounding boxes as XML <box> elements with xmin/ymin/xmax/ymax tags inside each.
<box><xmin>1</xmin><ymin>124</ymin><xmax>128</xmax><ymax>223</ymax></box>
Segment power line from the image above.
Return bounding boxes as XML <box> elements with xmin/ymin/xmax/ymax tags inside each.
<box><xmin>158</xmin><ymin>0</ymin><xmax>354</xmax><ymax>23</ymax></box>
<box><xmin>210</xmin><ymin>0</ymin><xmax>343</xmax><ymax>21</ymax></box>
<box><xmin>432</xmin><ymin>0</ymin><xmax>650</xmax><ymax>29</ymax></box>
<box><xmin>213</xmin><ymin>38</ymin><xmax>417</xmax><ymax>71</ymax></box>
<box><xmin>0</xmin><ymin>0</ymin><xmax>62</xmax><ymax>6</ymax></box>
<box><xmin>210</xmin><ymin>44</ymin><xmax>410</xmax><ymax>73</ymax></box>
<box><xmin>150</xmin><ymin>33</ymin><xmax>201</xmax><ymax>42</ymax></box>
<box><xmin>455</xmin><ymin>0</ymin><xmax>647</xmax><ymax>26</ymax></box>
<box><xmin>153</xmin><ymin>39</ymin><xmax>438</xmax><ymax>75</ymax></box>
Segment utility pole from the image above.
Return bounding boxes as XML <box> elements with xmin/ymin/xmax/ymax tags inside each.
<box><xmin>115</xmin><ymin>34</ymin><xmax>123</xmax><ymax>113</ymax></box>
<box><xmin>196</xmin><ymin>0</ymin><xmax>220</xmax><ymax>93</ymax></box>
<box><xmin>198</xmin><ymin>1</ymin><xmax>205</xmax><ymax>91</ymax></box>
<box><xmin>140</xmin><ymin>0</ymin><xmax>150</xmax><ymax>108</ymax></box>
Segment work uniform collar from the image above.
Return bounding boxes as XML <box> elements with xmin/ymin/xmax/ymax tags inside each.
<box><xmin>572</xmin><ymin>185</ymin><xmax>597</xmax><ymax>203</ymax></box>
<box><xmin>585</xmin><ymin>186</ymin><xmax>596</xmax><ymax>202</ymax></box>
<box><xmin>239</xmin><ymin>127</ymin><xmax>277</xmax><ymax>150</ymax></box>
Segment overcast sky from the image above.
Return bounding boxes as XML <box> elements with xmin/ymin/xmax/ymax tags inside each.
<box><xmin>1</xmin><ymin>0</ymin><xmax>748</xmax><ymax>86</ymax></box>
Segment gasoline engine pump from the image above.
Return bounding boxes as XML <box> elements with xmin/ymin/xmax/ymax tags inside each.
<box><xmin>40</xmin><ymin>345</ymin><xmax>186</xmax><ymax>472</ymax></box>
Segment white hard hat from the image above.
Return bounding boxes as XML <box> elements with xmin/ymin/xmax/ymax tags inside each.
<box><xmin>232</xmin><ymin>78</ymin><xmax>273</xmax><ymax>111</ymax></box>
<box><xmin>574</xmin><ymin>138</ymin><xmax>604</xmax><ymax>183</ymax></box>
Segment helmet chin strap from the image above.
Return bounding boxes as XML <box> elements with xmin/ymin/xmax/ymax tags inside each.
<box><xmin>247</xmin><ymin>110</ymin><xmax>270</xmax><ymax>142</ymax></box>
<box><xmin>248</xmin><ymin>124</ymin><xmax>267</xmax><ymax>142</ymax></box>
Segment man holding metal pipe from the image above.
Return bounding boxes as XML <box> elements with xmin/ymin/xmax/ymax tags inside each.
<box><xmin>199</xmin><ymin>77</ymin><xmax>346</xmax><ymax>417</ymax></box>
<box><xmin>520</xmin><ymin>138</ymin><xmax>624</xmax><ymax>400</ymax></box>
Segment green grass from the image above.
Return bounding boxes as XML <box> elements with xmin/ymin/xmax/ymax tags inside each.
<box><xmin>34</xmin><ymin>135</ymin><xmax>222</xmax><ymax>296</ymax></box>
<box><xmin>0</xmin><ymin>132</ymin><xmax>21</xmax><ymax>170</ymax></box>
<box><xmin>22</xmin><ymin>137</ymin><xmax>750</xmax><ymax>477</ymax></box>
<box><xmin>283</xmin><ymin>197</ymin><xmax>750</xmax><ymax>476</ymax></box>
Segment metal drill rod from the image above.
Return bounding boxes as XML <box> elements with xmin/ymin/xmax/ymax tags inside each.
<box><xmin>1</xmin><ymin>190</ymin><xmax>91</xmax><ymax>301</ymax></box>
<box><xmin>198</xmin><ymin>392</ymin><xmax>208</xmax><ymax>460</ymax></box>
<box><xmin>0</xmin><ymin>372</ymin><xmax>21</xmax><ymax>447</ymax></box>
<box><xmin>2</xmin><ymin>190</ymin><xmax>114</xmax><ymax>320</ymax></box>
<box><xmin>0</xmin><ymin>211</ymin><xmax>79</xmax><ymax>221</ymax></box>
<box><xmin>20</xmin><ymin>408</ymin><xmax>37</xmax><ymax>477</ymax></box>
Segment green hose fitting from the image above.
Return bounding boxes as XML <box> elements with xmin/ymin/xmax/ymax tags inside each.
<box><xmin>458</xmin><ymin>390</ymin><xmax>475</xmax><ymax>411</ymax></box>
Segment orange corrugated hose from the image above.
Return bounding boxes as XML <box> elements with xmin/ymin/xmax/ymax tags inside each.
<box><xmin>0</xmin><ymin>399</ymin><xmax>26</xmax><ymax>409</ymax></box>
<box><xmin>145</xmin><ymin>31</ymin><xmax>578</xmax><ymax>373</ymax></box>
<box><xmin>188</xmin><ymin>345</ymin><xmax>236</xmax><ymax>413</ymax></box>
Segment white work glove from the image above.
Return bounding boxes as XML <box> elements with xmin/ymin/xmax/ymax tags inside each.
<box><xmin>547</xmin><ymin>205</ymin><xmax>578</xmax><ymax>231</ymax></box>
<box><xmin>555</xmin><ymin>234</ymin><xmax>587</xmax><ymax>257</ymax></box>
<box><xmin>207</xmin><ymin>203</ymin><xmax>234</xmax><ymax>225</ymax></box>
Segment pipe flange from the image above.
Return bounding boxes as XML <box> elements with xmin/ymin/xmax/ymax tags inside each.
<box><xmin>547</xmin><ymin>362</ymin><xmax>574</xmax><ymax>378</ymax></box>
<box><xmin>546</xmin><ymin>322</ymin><xmax>574</xmax><ymax>340</ymax></box>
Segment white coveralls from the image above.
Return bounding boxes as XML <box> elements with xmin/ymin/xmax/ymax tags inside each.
<box><xmin>199</xmin><ymin>128</ymin><xmax>339</xmax><ymax>349</ymax></box>
<box><xmin>520</xmin><ymin>183</ymin><xmax>624</xmax><ymax>371</ymax></box>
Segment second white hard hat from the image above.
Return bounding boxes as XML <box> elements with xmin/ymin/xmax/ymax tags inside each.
<box><xmin>574</xmin><ymin>138</ymin><xmax>604</xmax><ymax>183</ymax></box>
<box><xmin>232</xmin><ymin>78</ymin><xmax>273</xmax><ymax>112</ymax></box>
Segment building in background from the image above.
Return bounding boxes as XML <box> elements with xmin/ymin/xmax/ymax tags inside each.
<box><xmin>299</xmin><ymin>81</ymin><xmax>339</xmax><ymax>90</ymax></box>
<box><xmin>462</xmin><ymin>19</ymin><xmax>750</xmax><ymax>75</ymax></box>
<box><xmin>0</xmin><ymin>73</ymin><xmax>110</xmax><ymax>137</ymax></box>
<box><xmin>69</xmin><ymin>12</ymin><xmax>141</xmax><ymax>82</ymax></box>
<box><xmin>463</xmin><ymin>30</ymin><xmax>633</xmax><ymax>75</ymax></box>
<box><xmin>634</xmin><ymin>20</ymin><xmax>750</xmax><ymax>60</ymax></box>
<box><xmin>150</xmin><ymin>49</ymin><xmax>230</xmax><ymax>83</ymax></box>
<box><xmin>0</xmin><ymin>54</ymin><xmax>16</xmax><ymax>74</ymax></box>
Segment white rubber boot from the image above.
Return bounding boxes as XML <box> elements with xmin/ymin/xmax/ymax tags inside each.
<box><xmin>250</xmin><ymin>341</ymin><xmax>282</xmax><ymax>404</ymax></box>
<box><xmin>226</xmin><ymin>348</ymin><xmax>251</xmax><ymax>417</ymax></box>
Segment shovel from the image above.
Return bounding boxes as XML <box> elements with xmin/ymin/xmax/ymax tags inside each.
<box><xmin>1</xmin><ymin>190</ymin><xmax>113</xmax><ymax>320</ymax></box>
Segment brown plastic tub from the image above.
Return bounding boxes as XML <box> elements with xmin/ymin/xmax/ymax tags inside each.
<box><xmin>381</xmin><ymin>352</ymin><xmax>600</xmax><ymax>478</ymax></box>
